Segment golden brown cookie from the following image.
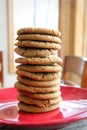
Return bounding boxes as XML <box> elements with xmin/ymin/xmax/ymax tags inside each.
<box><xmin>15</xmin><ymin>56</ymin><xmax>63</xmax><ymax>65</ymax></box>
<box><xmin>14</xmin><ymin>82</ymin><xmax>60</xmax><ymax>93</ymax></box>
<box><xmin>14</xmin><ymin>47</ymin><xmax>58</xmax><ymax>58</ymax></box>
<box><xmin>17</xmin><ymin>76</ymin><xmax>61</xmax><ymax>87</ymax></box>
<box><xmin>18</xmin><ymin>89</ymin><xmax>61</xmax><ymax>99</ymax></box>
<box><xmin>17</xmin><ymin>27</ymin><xmax>61</xmax><ymax>37</ymax></box>
<box><xmin>16</xmin><ymin>64</ymin><xmax>62</xmax><ymax>73</ymax></box>
<box><xmin>17</xmin><ymin>95</ymin><xmax>62</xmax><ymax>108</ymax></box>
<box><xmin>16</xmin><ymin>34</ymin><xmax>61</xmax><ymax>44</ymax></box>
<box><xmin>16</xmin><ymin>70</ymin><xmax>62</xmax><ymax>81</ymax></box>
<box><xmin>18</xmin><ymin>102</ymin><xmax>59</xmax><ymax>113</ymax></box>
<box><xmin>15</xmin><ymin>41</ymin><xmax>61</xmax><ymax>49</ymax></box>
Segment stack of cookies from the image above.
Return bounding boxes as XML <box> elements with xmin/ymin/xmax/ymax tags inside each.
<box><xmin>14</xmin><ymin>27</ymin><xmax>63</xmax><ymax>113</ymax></box>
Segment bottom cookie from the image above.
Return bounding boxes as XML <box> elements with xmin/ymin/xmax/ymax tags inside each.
<box><xmin>18</xmin><ymin>102</ymin><xmax>59</xmax><ymax>113</ymax></box>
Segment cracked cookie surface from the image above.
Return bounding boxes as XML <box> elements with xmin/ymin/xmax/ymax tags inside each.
<box><xmin>14</xmin><ymin>47</ymin><xmax>58</xmax><ymax>58</ymax></box>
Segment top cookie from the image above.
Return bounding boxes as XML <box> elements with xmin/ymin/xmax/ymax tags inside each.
<box><xmin>17</xmin><ymin>27</ymin><xmax>61</xmax><ymax>37</ymax></box>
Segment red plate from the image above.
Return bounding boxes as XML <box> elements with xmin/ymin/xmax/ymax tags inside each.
<box><xmin>0</xmin><ymin>86</ymin><xmax>87</xmax><ymax>129</ymax></box>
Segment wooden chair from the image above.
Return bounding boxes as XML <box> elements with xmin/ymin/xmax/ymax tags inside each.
<box><xmin>62</xmin><ymin>55</ymin><xmax>87</xmax><ymax>88</ymax></box>
<box><xmin>0</xmin><ymin>51</ymin><xmax>4</xmax><ymax>87</ymax></box>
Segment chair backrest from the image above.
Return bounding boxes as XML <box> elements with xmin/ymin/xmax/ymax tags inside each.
<box><xmin>62</xmin><ymin>55</ymin><xmax>87</xmax><ymax>88</ymax></box>
<box><xmin>0</xmin><ymin>51</ymin><xmax>3</xmax><ymax>86</ymax></box>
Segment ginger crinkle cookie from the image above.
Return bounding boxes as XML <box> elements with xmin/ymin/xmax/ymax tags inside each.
<box><xmin>14</xmin><ymin>27</ymin><xmax>63</xmax><ymax>113</ymax></box>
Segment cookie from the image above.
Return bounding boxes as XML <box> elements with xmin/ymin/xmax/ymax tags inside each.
<box><xmin>15</xmin><ymin>41</ymin><xmax>61</xmax><ymax>49</ymax></box>
<box><xmin>18</xmin><ymin>89</ymin><xmax>61</xmax><ymax>99</ymax></box>
<box><xmin>16</xmin><ymin>64</ymin><xmax>62</xmax><ymax>72</ymax></box>
<box><xmin>15</xmin><ymin>55</ymin><xmax>63</xmax><ymax>65</ymax></box>
<box><xmin>16</xmin><ymin>70</ymin><xmax>62</xmax><ymax>81</ymax></box>
<box><xmin>16</xmin><ymin>34</ymin><xmax>61</xmax><ymax>44</ymax></box>
<box><xmin>14</xmin><ymin>27</ymin><xmax>62</xmax><ymax>113</ymax></box>
<box><xmin>17</xmin><ymin>76</ymin><xmax>61</xmax><ymax>87</ymax></box>
<box><xmin>17</xmin><ymin>27</ymin><xmax>61</xmax><ymax>37</ymax></box>
<box><xmin>14</xmin><ymin>82</ymin><xmax>60</xmax><ymax>93</ymax></box>
<box><xmin>18</xmin><ymin>102</ymin><xmax>59</xmax><ymax>113</ymax></box>
<box><xmin>17</xmin><ymin>95</ymin><xmax>62</xmax><ymax>108</ymax></box>
<box><xmin>14</xmin><ymin>47</ymin><xmax>58</xmax><ymax>58</ymax></box>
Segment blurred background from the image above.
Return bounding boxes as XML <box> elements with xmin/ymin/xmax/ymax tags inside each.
<box><xmin>0</xmin><ymin>0</ymin><xmax>87</xmax><ymax>87</ymax></box>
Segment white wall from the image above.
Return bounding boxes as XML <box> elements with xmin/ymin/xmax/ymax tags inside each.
<box><xmin>0</xmin><ymin>0</ymin><xmax>16</xmax><ymax>87</ymax></box>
